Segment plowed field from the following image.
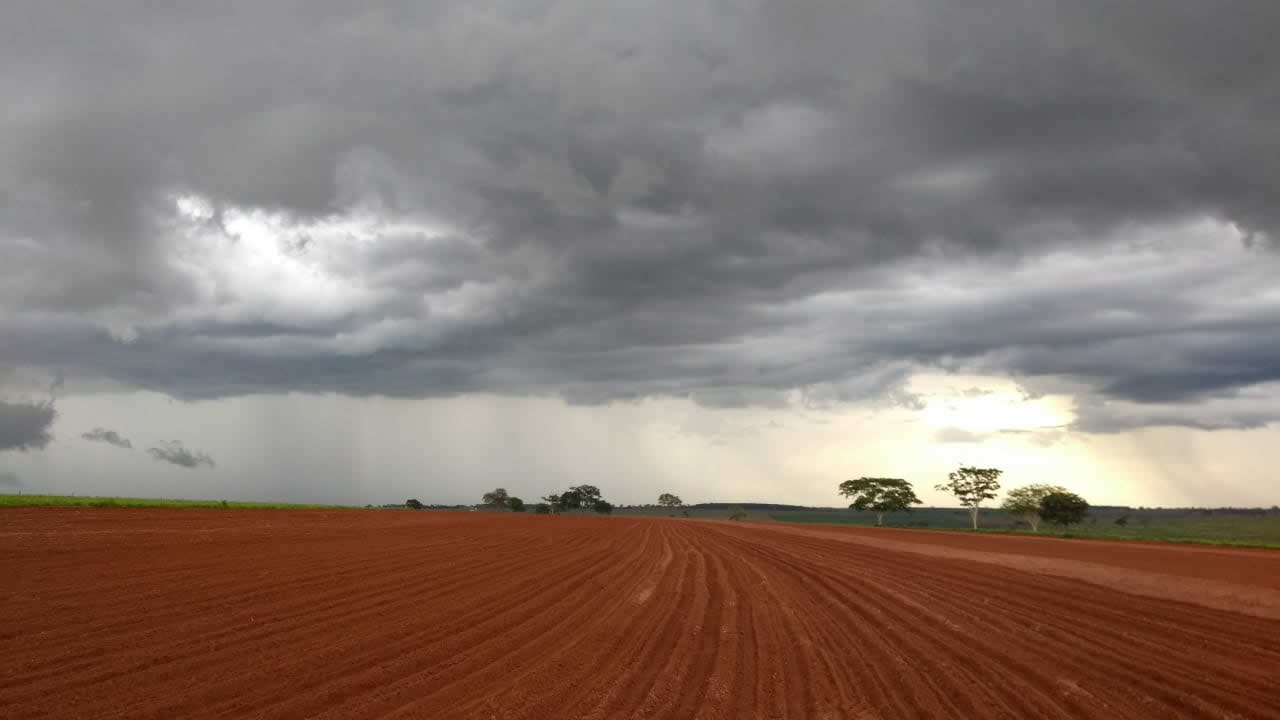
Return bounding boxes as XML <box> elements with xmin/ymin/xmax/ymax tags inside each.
<box><xmin>3</xmin><ymin>509</ymin><xmax>1279</xmax><ymax>719</ymax></box>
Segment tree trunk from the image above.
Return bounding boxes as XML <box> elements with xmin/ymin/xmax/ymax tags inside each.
<box><xmin>876</xmin><ymin>512</ymin><xmax>884</xmax><ymax>527</ymax></box>
<box><xmin>969</xmin><ymin>506</ymin><xmax>979</xmax><ymax>530</ymax></box>
<box><xmin>1028</xmin><ymin>515</ymin><xmax>1040</xmax><ymax>533</ymax></box>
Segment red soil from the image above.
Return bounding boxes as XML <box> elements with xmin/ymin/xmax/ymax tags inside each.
<box><xmin>2</xmin><ymin>509</ymin><xmax>1278</xmax><ymax>719</ymax></box>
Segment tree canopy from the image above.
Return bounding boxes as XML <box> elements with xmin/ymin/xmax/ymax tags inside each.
<box><xmin>482</xmin><ymin>487</ymin><xmax>509</xmax><ymax>510</ymax></box>
<box><xmin>837</xmin><ymin>477</ymin><xmax>921</xmax><ymax>526</ymax></box>
<box><xmin>541</xmin><ymin>485</ymin><xmax>611</xmax><ymax>514</ymax></box>
<box><xmin>1001</xmin><ymin>484</ymin><xmax>1066</xmax><ymax>532</ymax></box>
<box><xmin>570</xmin><ymin>485</ymin><xmax>602</xmax><ymax>506</ymax></box>
<box><xmin>936</xmin><ymin>466</ymin><xmax>1002</xmax><ymax>529</ymax></box>
<box><xmin>405</xmin><ymin>498</ymin><xmax>423</xmax><ymax>510</ymax></box>
<box><xmin>1039</xmin><ymin>491</ymin><xmax>1090</xmax><ymax>528</ymax></box>
<box><xmin>657</xmin><ymin>493</ymin><xmax>683</xmax><ymax>508</ymax></box>
<box><xmin>508</xmin><ymin>497</ymin><xmax>526</xmax><ymax>513</ymax></box>
<box><xmin>558</xmin><ymin>490</ymin><xmax>583</xmax><ymax>510</ymax></box>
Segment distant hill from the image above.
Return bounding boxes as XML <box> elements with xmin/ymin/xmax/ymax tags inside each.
<box><xmin>687</xmin><ymin>502</ymin><xmax>819</xmax><ymax>511</ymax></box>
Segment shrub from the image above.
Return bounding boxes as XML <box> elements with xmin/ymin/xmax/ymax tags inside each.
<box><xmin>406</xmin><ymin>498</ymin><xmax>424</xmax><ymax>510</ymax></box>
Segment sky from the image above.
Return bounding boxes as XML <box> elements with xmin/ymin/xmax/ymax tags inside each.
<box><xmin>2</xmin><ymin>1</ymin><xmax>1279</xmax><ymax>507</ymax></box>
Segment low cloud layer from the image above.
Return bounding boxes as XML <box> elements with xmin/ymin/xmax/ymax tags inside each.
<box><xmin>2</xmin><ymin>2</ymin><xmax>1280</xmax><ymax>436</ymax></box>
<box><xmin>147</xmin><ymin>441</ymin><xmax>215</xmax><ymax>469</ymax></box>
<box><xmin>81</xmin><ymin>427</ymin><xmax>133</xmax><ymax>449</ymax></box>
<box><xmin>0</xmin><ymin>400</ymin><xmax>57</xmax><ymax>452</ymax></box>
<box><xmin>0</xmin><ymin>471</ymin><xmax>21</xmax><ymax>489</ymax></box>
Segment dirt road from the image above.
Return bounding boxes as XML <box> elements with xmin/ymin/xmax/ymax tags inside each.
<box><xmin>2</xmin><ymin>509</ymin><xmax>1278</xmax><ymax>719</ymax></box>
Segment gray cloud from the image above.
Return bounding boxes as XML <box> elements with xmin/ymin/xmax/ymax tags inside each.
<box><xmin>0</xmin><ymin>400</ymin><xmax>56</xmax><ymax>451</ymax></box>
<box><xmin>147</xmin><ymin>441</ymin><xmax>215</xmax><ymax>469</ymax></box>
<box><xmin>81</xmin><ymin>427</ymin><xmax>133</xmax><ymax>449</ymax></box>
<box><xmin>0</xmin><ymin>471</ymin><xmax>21</xmax><ymax>489</ymax></box>
<box><xmin>3</xmin><ymin>2</ymin><xmax>1280</xmax><ymax>432</ymax></box>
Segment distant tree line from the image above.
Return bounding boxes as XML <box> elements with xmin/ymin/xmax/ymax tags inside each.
<box><xmin>837</xmin><ymin>465</ymin><xmax>1090</xmax><ymax>532</ymax></box>
<box><xmin>400</xmin><ymin>485</ymin><xmax>612</xmax><ymax>515</ymax></box>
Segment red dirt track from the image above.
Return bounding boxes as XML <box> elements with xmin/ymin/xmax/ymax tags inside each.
<box><xmin>3</xmin><ymin>509</ymin><xmax>1279</xmax><ymax>719</ymax></box>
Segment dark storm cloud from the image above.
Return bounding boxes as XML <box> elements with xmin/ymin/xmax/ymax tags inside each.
<box><xmin>147</xmin><ymin>441</ymin><xmax>215</xmax><ymax>469</ymax></box>
<box><xmin>81</xmin><ymin>427</ymin><xmax>133</xmax><ymax>449</ymax></box>
<box><xmin>0</xmin><ymin>400</ymin><xmax>56</xmax><ymax>451</ymax></box>
<box><xmin>4</xmin><ymin>1</ymin><xmax>1280</xmax><ymax>430</ymax></box>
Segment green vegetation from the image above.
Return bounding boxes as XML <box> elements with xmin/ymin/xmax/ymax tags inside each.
<box><xmin>614</xmin><ymin>504</ymin><xmax>775</xmax><ymax>522</ymax></box>
<box><xmin>658</xmin><ymin>493</ymin><xmax>683</xmax><ymax>509</ymax></box>
<box><xmin>1039</xmin><ymin>491</ymin><xmax>1089</xmax><ymax>529</ymax></box>
<box><xmin>838</xmin><ymin>477</ymin><xmax>921</xmax><ymax>526</ymax></box>
<box><xmin>768</xmin><ymin>506</ymin><xmax>1280</xmax><ymax>548</ymax></box>
<box><xmin>540</xmin><ymin>485</ymin><xmax>609</xmax><ymax>514</ymax></box>
<box><xmin>1001</xmin><ymin>484</ymin><xmax>1066</xmax><ymax>532</ymax></box>
<box><xmin>482</xmin><ymin>487</ymin><xmax>510</xmax><ymax>510</ymax></box>
<box><xmin>936</xmin><ymin>466</ymin><xmax>1003</xmax><ymax>529</ymax></box>
<box><xmin>0</xmin><ymin>494</ymin><xmax>351</xmax><ymax>510</ymax></box>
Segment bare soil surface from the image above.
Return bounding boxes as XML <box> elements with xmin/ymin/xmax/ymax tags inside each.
<box><xmin>2</xmin><ymin>508</ymin><xmax>1278</xmax><ymax>719</ymax></box>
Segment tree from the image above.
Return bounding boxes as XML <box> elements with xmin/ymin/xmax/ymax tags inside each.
<box><xmin>534</xmin><ymin>503</ymin><xmax>551</xmax><ymax>515</ymax></box>
<box><xmin>405</xmin><ymin>498</ymin><xmax>424</xmax><ymax>510</ymax></box>
<box><xmin>728</xmin><ymin>505</ymin><xmax>747</xmax><ymax>521</ymax></box>
<box><xmin>593</xmin><ymin>500</ymin><xmax>613</xmax><ymax>514</ymax></box>
<box><xmin>482</xmin><ymin>488</ymin><xmax>509</xmax><ymax>510</ymax></box>
<box><xmin>657</xmin><ymin>493</ymin><xmax>684</xmax><ymax>509</ymax></box>
<box><xmin>837</xmin><ymin>477</ymin><xmax>921</xmax><ymax>527</ymax></box>
<box><xmin>570</xmin><ymin>485</ymin><xmax>602</xmax><ymax>507</ymax></box>
<box><xmin>509</xmin><ymin>497</ymin><xmax>526</xmax><ymax>512</ymax></box>
<box><xmin>1000</xmin><ymin>484</ymin><xmax>1066</xmax><ymax>533</ymax></box>
<box><xmin>1039</xmin><ymin>491</ymin><xmax>1089</xmax><ymax>529</ymax></box>
<box><xmin>543</xmin><ymin>486</ymin><xmax>610</xmax><ymax>514</ymax></box>
<box><xmin>558</xmin><ymin>490</ymin><xmax>583</xmax><ymax>511</ymax></box>
<box><xmin>936</xmin><ymin>466</ymin><xmax>1003</xmax><ymax>530</ymax></box>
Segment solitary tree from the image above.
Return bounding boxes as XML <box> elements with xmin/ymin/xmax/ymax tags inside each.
<box><xmin>936</xmin><ymin>466</ymin><xmax>1003</xmax><ymax>530</ymax></box>
<box><xmin>1039</xmin><ymin>491</ymin><xmax>1089</xmax><ymax>529</ymax></box>
<box><xmin>482</xmin><ymin>488</ymin><xmax>509</xmax><ymax>510</ymax></box>
<box><xmin>657</xmin><ymin>493</ymin><xmax>684</xmax><ymax>509</ymax></box>
<box><xmin>405</xmin><ymin>498</ymin><xmax>424</xmax><ymax>510</ymax></box>
<box><xmin>838</xmin><ymin>477</ymin><xmax>921</xmax><ymax>527</ymax></box>
<box><xmin>509</xmin><ymin>497</ymin><xmax>526</xmax><ymax>512</ymax></box>
<box><xmin>1001</xmin><ymin>484</ymin><xmax>1066</xmax><ymax>532</ymax></box>
<box><xmin>570</xmin><ymin>485</ymin><xmax>602</xmax><ymax>507</ymax></box>
<box><xmin>728</xmin><ymin>505</ymin><xmax>748</xmax><ymax>521</ymax></box>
